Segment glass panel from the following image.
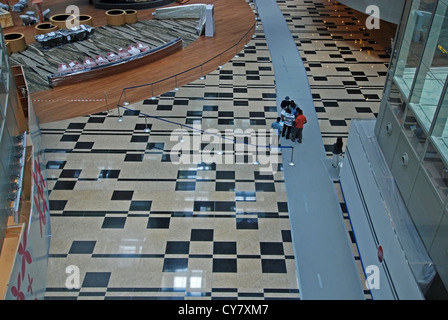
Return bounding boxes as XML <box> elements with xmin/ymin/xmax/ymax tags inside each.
<box><xmin>0</xmin><ymin>103</ymin><xmax>3</xmax><ymax>135</ymax></box>
<box><xmin>432</xmin><ymin>81</ymin><xmax>448</xmax><ymax>165</ymax></box>
<box><xmin>423</xmin><ymin>139</ymin><xmax>448</xmax><ymax>202</ymax></box>
<box><xmin>388</xmin><ymin>79</ymin><xmax>407</xmax><ymax>124</ymax></box>
<box><xmin>394</xmin><ymin>0</ymin><xmax>436</xmax><ymax>98</ymax></box>
<box><xmin>0</xmin><ymin>29</ymin><xmax>6</xmax><ymax>116</ymax></box>
<box><xmin>403</xmin><ymin>108</ymin><xmax>427</xmax><ymax>158</ymax></box>
<box><xmin>409</xmin><ymin>2</ymin><xmax>448</xmax><ymax>132</ymax></box>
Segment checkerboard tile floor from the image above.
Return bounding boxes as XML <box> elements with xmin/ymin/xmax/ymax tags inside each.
<box><xmin>42</xmin><ymin>0</ymin><xmax>393</xmax><ymax>299</ymax></box>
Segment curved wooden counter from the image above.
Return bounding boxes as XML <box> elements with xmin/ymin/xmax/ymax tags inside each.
<box><xmin>48</xmin><ymin>38</ymin><xmax>182</xmax><ymax>87</ymax></box>
<box><xmin>18</xmin><ymin>0</ymin><xmax>256</xmax><ymax>124</ymax></box>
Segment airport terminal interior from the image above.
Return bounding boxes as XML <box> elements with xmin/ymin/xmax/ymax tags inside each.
<box><xmin>1</xmin><ymin>0</ymin><xmax>448</xmax><ymax>300</ymax></box>
<box><xmin>40</xmin><ymin>0</ymin><xmax>392</xmax><ymax>299</ymax></box>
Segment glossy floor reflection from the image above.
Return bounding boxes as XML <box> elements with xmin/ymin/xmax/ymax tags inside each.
<box><xmin>42</xmin><ymin>0</ymin><xmax>394</xmax><ymax>299</ymax></box>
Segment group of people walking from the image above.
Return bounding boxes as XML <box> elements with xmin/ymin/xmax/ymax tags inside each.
<box><xmin>271</xmin><ymin>96</ymin><xmax>344</xmax><ymax>169</ymax></box>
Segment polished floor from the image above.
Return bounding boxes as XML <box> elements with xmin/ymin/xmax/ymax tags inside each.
<box><xmin>41</xmin><ymin>0</ymin><xmax>395</xmax><ymax>299</ymax></box>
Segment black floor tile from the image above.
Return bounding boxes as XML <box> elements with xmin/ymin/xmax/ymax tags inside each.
<box><xmin>74</xmin><ymin>142</ymin><xmax>94</xmax><ymax>149</ymax></box>
<box><xmin>355</xmin><ymin>107</ymin><xmax>373</xmax><ymax>113</ymax></box>
<box><xmin>99</xmin><ymin>170</ymin><xmax>120</xmax><ymax>179</ymax></box>
<box><xmin>156</xmin><ymin>105</ymin><xmax>172</xmax><ymax>111</ymax></box>
<box><xmin>218</xmin><ymin>119</ymin><xmax>234</xmax><ymax>125</ymax></box>
<box><xmin>260</xmin><ymin>242</ymin><xmax>285</xmax><ymax>255</ymax></box>
<box><xmin>49</xmin><ymin>200</ymin><xmax>67</xmax><ymax>211</ymax></box>
<box><xmin>124</xmin><ymin>154</ymin><xmax>144</xmax><ymax>162</ymax></box>
<box><xmin>213</xmin><ymin>258</ymin><xmax>237</xmax><ymax>273</ymax></box>
<box><xmin>214</xmin><ymin>201</ymin><xmax>236</xmax><ymax>212</ymax></box>
<box><xmin>203</xmin><ymin>105</ymin><xmax>218</xmax><ymax>112</ymax></box>
<box><xmin>147</xmin><ymin>142</ymin><xmax>164</xmax><ymax>152</ymax></box>
<box><xmin>363</xmin><ymin>94</ymin><xmax>380</xmax><ymax>100</ymax></box>
<box><xmin>60</xmin><ymin>169</ymin><xmax>83</xmax><ymax>179</ymax></box>
<box><xmin>250</xmin><ymin>119</ymin><xmax>266</xmax><ymax>125</ymax></box>
<box><xmin>69</xmin><ymin>241</ymin><xmax>96</xmax><ymax>254</ymax></box>
<box><xmin>329</xmin><ymin>120</ymin><xmax>347</xmax><ymax>127</ymax></box>
<box><xmin>53</xmin><ymin>181</ymin><xmax>77</xmax><ymax>190</ymax></box>
<box><xmin>82</xmin><ymin>272</ymin><xmax>111</xmax><ymax>287</ymax></box>
<box><xmin>101</xmin><ymin>217</ymin><xmax>126</xmax><ymax>229</ymax></box>
<box><xmin>163</xmin><ymin>258</ymin><xmax>188</xmax><ymax>272</ymax></box>
<box><xmin>87</xmin><ymin>117</ymin><xmax>106</xmax><ymax>123</ymax></box>
<box><xmin>67</xmin><ymin>123</ymin><xmax>86</xmax><ymax>130</ymax></box>
<box><xmin>218</xmin><ymin>111</ymin><xmax>234</xmax><ymax>117</ymax></box>
<box><xmin>147</xmin><ymin>217</ymin><xmax>170</xmax><ymax>229</ymax></box>
<box><xmin>174</xmin><ymin>99</ymin><xmax>189</xmax><ymax>105</ymax></box>
<box><xmin>130</xmin><ymin>136</ymin><xmax>149</xmax><ymax>143</ymax></box>
<box><xmin>236</xmin><ymin>218</ymin><xmax>258</xmax><ymax>230</ymax></box>
<box><xmin>129</xmin><ymin>201</ymin><xmax>152</xmax><ymax>211</ymax></box>
<box><xmin>261</xmin><ymin>259</ymin><xmax>287</xmax><ymax>273</ymax></box>
<box><xmin>255</xmin><ymin>182</ymin><xmax>276</xmax><ymax>192</ymax></box>
<box><xmin>254</xmin><ymin>171</ymin><xmax>274</xmax><ymax>180</ymax></box>
<box><xmin>46</xmin><ymin>161</ymin><xmax>66</xmax><ymax>169</ymax></box>
<box><xmin>60</xmin><ymin>135</ymin><xmax>80</xmax><ymax>142</ymax></box>
<box><xmin>197</xmin><ymin>162</ymin><xmax>216</xmax><ymax>171</ymax></box>
<box><xmin>111</xmin><ymin>190</ymin><xmax>134</xmax><ymax>200</ymax></box>
<box><xmin>281</xmin><ymin>230</ymin><xmax>292</xmax><ymax>243</ymax></box>
<box><xmin>213</xmin><ymin>242</ymin><xmax>237</xmax><ymax>255</ymax></box>
<box><xmin>194</xmin><ymin>201</ymin><xmax>214</xmax><ymax>212</ymax></box>
<box><xmin>135</xmin><ymin>123</ymin><xmax>153</xmax><ymax>131</ymax></box>
<box><xmin>165</xmin><ymin>241</ymin><xmax>190</xmax><ymax>254</ymax></box>
<box><xmin>235</xmin><ymin>191</ymin><xmax>256</xmax><ymax>202</ymax></box>
<box><xmin>177</xmin><ymin>170</ymin><xmax>197</xmax><ymax>179</ymax></box>
<box><xmin>123</xmin><ymin>110</ymin><xmax>140</xmax><ymax>116</ymax></box>
<box><xmin>186</xmin><ymin>118</ymin><xmax>201</xmax><ymax>124</ymax></box>
<box><xmin>175</xmin><ymin>181</ymin><xmax>196</xmax><ymax>191</ymax></box>
<box><xmin>187</xmin><ymin>111</ymin><xmax>202</xmax><ymax>117</ymax></box>
<box><xmin>190</xmin><ymin>229</ymin><xmax>214</xmax><ymax>241</ymax></box>
<box><xmin>216</xmin><ymin>171</ymin><xmax>235</xmax><ymax>180</ymax></box>
<box><xmin>249</xmin><ymin>112</ymin><xmax>265</xmax><ymax>118</ymax></box>
<box><xmin>277</xmin><ymin>202</ymin><xmax>288</xmax><ymax>212</ymax></box>
<box><xmin>215</xmin><ymin>182</ymin><xmax>235</xmax><ymax>191</ymax></box>
<box><xmin>264</xmin><ymin>106</ymin><xmax>277</xmax><ymax>112</ymax></box>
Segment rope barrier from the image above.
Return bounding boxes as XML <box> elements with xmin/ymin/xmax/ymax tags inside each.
<box><xmin>32</xmin><ymin>99</ymin><xmax>105</xmax><ymax>102</ymax></box>
<box><xmin>119</xmin><ymin>104</ymin><xmax>293</xmax><ymax>151</ymax></box>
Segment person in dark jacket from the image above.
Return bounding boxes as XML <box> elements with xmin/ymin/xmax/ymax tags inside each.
<box><xmin>281</xmin><ymin>96</ymin><xmax>291</xmax><ymax>110</ymax></box>
<box><xmin>332</xmin><ymin>137</ymin><xmax>343</xmax><ymax>168</ymax></box>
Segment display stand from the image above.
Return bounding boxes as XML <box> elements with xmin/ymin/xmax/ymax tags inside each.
<box><xmin>4</xmin><ymin>33</ymin><xmax>26</xmax><ymax>53</ymax></box>
<box><xmin>106</xmin><ymin>9</ymin><xmax>126</xmax><ymax>26</ymax></box>
<box><xmin>0</xmin><ymin>9</ymin><xmax>13</xmax><ymax>28</ymax></box>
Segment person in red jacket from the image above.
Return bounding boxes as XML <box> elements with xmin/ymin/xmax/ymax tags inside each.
<box><xmin>292</xmin><ymin>109</ymin><xmax>307</xmax><ymax>143</ymax></box>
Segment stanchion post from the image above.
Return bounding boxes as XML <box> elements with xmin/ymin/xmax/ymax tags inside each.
<box><xmin>151</xmin><ymin>84</ymin><xmax>156</xmax><ymax>100</ymax></box>
<box><xmin>117</xmin><ymin>106</ymin><xmax>123</xmax><ymax>122</ymax></box>
<box><xmin>253</xmin><ymin>144</ymin><xmax>259</xmax><ymax>165</ymax></box>
<box><xmin>289</xmin><ymin>146</ymin><xmax>295</xmax><ymax>166</ymax></box>
<box><xmin>144</xmin><ymin>116</ymin><xmax>150</xmax><ymax>133</ymax></box>
<box><xmin>179</xmin><ymin>124</ymin><xmax>185</xmax><ymax>142</ymax></box>
<box><xmin>217</xmin><ymin>134</ymin><xmax>223</xmax><ymax>155</ymax></box>
<box><xmin>104</xmin><ymin>91</ymin><xmax>109</xmax><ymax>114</ymax></box>
<box><xmin>123</xmin><ymin>89</ymin><xmax>129</xmax><ymax>106</ymax></box>
<box><xmin>200</xmin><ymin>64</ymin><xmax>205</xmax><ymax>80</ymax></box>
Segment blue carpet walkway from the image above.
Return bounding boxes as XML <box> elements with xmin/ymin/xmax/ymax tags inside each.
<box><xmin>255</xmin><ymin>0</ymin><xmax>365</xmax><ymax>299</ymax></box>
